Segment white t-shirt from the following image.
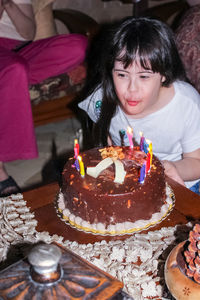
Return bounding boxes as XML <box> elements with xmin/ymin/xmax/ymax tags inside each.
<box><xmin>0</xmin><ymin>0</ymin><xmax>32</xmax><ymax>41</ymax></box>
<box><xmin>79</xmin><ymin>81</ymin><xmax>200</xmax><ymax>188</ymax></box>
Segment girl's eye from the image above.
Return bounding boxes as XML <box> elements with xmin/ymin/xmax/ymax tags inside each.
<box><xmin>139</xmin><ymin>74</ymin><xmax>150</xmax><ymax>79</ymax></box>
<box><xmin>116</xmin><ymin>72</ymin><xmax>127</xmax><ymax>78</ymax></box>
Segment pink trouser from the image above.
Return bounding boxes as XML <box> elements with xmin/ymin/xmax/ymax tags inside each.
<box><xmin>0</xmin><ymin>34</ymin><xmax>88</xmax><ymax>162</ymax></box>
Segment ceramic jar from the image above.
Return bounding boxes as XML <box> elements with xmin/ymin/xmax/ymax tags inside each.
<box><xmin>165</xmin><ymin>241</ymin><xmax>200</xmax><ymax>300</ymax></box>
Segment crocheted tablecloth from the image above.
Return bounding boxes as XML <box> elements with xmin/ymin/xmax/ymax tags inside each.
<box><xmin>0</xmin><ymin>193</ymin><xmax>192</xmax><ymax>300</ymax></box>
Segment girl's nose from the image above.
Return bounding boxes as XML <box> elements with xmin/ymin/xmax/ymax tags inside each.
<box><xmin>128</xmin><ymin>78</ymin><xmax>138</xmax><ymax>92</ymax></box>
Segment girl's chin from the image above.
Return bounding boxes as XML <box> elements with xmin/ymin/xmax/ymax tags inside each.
<box><xmin>120</xmin><ymin>103</ymin><xmax>144</xmax><ymax>117</ymax></box>
<box><xmin>124</xmin><ymin>107</ymin><xmax>143</xmax><ymax>116</ymax></box>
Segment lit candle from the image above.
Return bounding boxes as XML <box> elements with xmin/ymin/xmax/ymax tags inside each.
<box><xmin>78</xmin><ymin>155</ymin><xmax>85</xmax><ymax>178</ymax></box>
<box><xmin>127</xmin><ymin>126</ymin><xmax>134</xmax><ymax>149</ymax></box>
<box><xmin>74</xmin><ymin>158</ymin><xmax>80</xmax><ymax>171</ymax></box>
<box><xmin>147</xmin><ymin>139</ymin><xmax>152</xmax><ymax>152</ymax></box>
<box><xmin>146</xmin><ymin>139</ymin><xmax>153</xmax><ymax>165</ymax></box>
<box><xmin>143</xmin><ymin>139</ymin><xmax>149</xmax><ymax>154</ymax></box>
<box><xmin>146</xmin><ymin>152</ymin><xmax>151</xmax><ymax>174</ymax></box>
<box><xmin>149</xmin><ymin>143</ymin><xmax>153</xmax><ymax>165</ymax></box>
<box><xmin>74</xmin><ymin>139</ymin><xmax>79</xmax><ymax>157</ymax></box>
<box><xmin>139</xmin><ymin>161</ymin><xmax>146</xmax><ymax>183</ymax></box>
<box><xmin>139</xmin><ymin>132</ymin><xmax>144</xmax><ymax>151</ymax></box>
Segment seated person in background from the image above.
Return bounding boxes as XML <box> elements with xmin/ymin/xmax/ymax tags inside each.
<box><xmin>79</xmin><ymin>17</ymin><xmax>200</xmax><ymax>195</ymax></box>
<box><xmin>0</xmin><ymin>0</ymin><xmax>88</xmax><ymax>197</ymax></box>
<box><xmin>175</xmin><ymin>0</ymin><xmax>200</xmax><ymax>93</ymax></box>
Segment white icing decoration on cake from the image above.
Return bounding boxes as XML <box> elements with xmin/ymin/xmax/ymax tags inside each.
<box><xmin>114</xmin><ymin>160</ymin><xmax>126</xmax><ymax>184</ymax></box>
<box><xmin>87</xmin><ymin>157</ymin><xmax>113</xmax><ymax>178</ymax></box>
<box><xmin>87</xmin><ymin>157</ymin><xmax>126</xmax><ymax>184</ymax></box>
<box><xmin>57</xmin><ymin>184</ymin><xmax>174</xmax><ymax>236</ymax></box>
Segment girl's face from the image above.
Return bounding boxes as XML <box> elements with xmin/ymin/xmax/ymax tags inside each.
<box><xmin>112</xmin><ymin>59</ymin><xmax>165</xmax><ymax>118</ymax></box>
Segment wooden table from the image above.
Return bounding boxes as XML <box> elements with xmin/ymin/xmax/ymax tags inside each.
<box><xmin>23</xmin><ymin>177</ymin><xmax>200</xmax><ymax>244</ymax></box>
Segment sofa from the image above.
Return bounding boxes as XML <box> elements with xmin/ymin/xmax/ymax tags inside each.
<box><xmin>175</xmin><ymin>4</ymin><xmax>200</xmax><ymax>93</ymax></box>
<box><xmin>30</xmin><ymin>0</ymin><xmax>99</xmax><ymax>126</ymax></box>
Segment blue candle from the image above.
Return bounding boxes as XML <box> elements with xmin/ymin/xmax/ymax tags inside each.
<box><xmin>143</xmin><ymin>139</ymin><xmax>149</xmax><ymax>154</ymax></box>
<box><xmin>74</xmin><ymin>158</ymin><xmax>80</xmax><ymax>171</ymax></box>
<box><xmin>139</xmin><ymin>162</ymin><xmax>146</xmax><ymax>183</ymax></box>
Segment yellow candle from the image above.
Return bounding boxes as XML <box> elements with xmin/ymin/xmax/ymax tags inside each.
<box><xmin>78</xmin><ymin>155</ymin><xmax>85</xmax><ymax>177</ymax></box>
<box><xmin>149</xmin><ymin>149</ymin><xmax>153</xmax><ymax>165</ymax></box>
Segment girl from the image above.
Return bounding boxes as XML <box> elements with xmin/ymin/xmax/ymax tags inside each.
<box><xmin>78</xmin><ymin>17</ymin><xmax>200</xmax><ymax>195</ymax></box>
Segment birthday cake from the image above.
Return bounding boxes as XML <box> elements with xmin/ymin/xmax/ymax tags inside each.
<box><xmin>56</xmin><ymin>145</ymin><xmax>174</xmax><ymax>235</ymax></box>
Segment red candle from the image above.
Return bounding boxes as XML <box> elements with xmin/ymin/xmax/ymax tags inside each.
<box><xmin>146</xmin><ymin>152</ymin><xmax>151</xmax><ymax>174</ymax></box>
<box><xmin>74</xmin><ymin>139</ymin><xmax>79</xmax><ymax>157</ymax></box>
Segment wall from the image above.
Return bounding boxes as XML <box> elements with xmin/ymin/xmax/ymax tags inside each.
<box><xmin>53</xmin><ymin>0</ymin><xmax>133</xmax><ymax>24</ymax></box>
<box><xmin>53</xmin><ymin>0</ymin><xmax>176</xmax><ymax>33</ymax></box>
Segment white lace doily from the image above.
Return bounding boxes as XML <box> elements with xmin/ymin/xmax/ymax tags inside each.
<box><xmin>0</xmin><ymin>193</ymin><xmax>193</xmax><ymax>300</ymax></box>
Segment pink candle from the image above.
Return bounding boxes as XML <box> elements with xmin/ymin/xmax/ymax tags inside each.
<box><xmin>74</xmin><ymin>147</ymin><xmax>78</xmax><ymax>158</ymax></box>
<box><xmin>127</xmin><ymin>126</ymin><xmax>134</xmax><ymax>149</ymax></box>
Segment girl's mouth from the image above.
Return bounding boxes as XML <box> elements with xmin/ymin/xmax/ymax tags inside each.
<box><xmin>127</xmin><ymin>100</ymin><xmax>140</xmax><ymax>106</ymax></box>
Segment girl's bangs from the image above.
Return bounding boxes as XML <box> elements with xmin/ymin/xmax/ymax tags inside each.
<box><xmin>116</xmin><ymin>46</ymin><xmax>153</xmax><ymax>71</ymax></box>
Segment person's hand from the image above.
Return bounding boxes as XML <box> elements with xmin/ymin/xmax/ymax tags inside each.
<box><xmin>162</xmin><ymin>160</ymin><xmax>186</xmax><ymax>186</ymax></box>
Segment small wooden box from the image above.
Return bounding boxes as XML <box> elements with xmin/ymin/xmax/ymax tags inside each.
<box><xmin>0</xmin><ymin>243</ymin><xmax>123</xmax><ymax>299</ymax></box>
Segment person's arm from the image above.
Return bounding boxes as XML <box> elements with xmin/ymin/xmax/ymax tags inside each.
<box><xmin>0</xmin><ymin>1</ymin><xmax>4</xmax><ymax>18</ymax></box>
<box><xmin>163</xmin><ymin>148</ymin><xmax>200</xmax><ymax>186</ymax></box>
<box><xmin>3</xmin><ymin>0</ymin><xmax>35</xmax><ymax>40</ymax></box>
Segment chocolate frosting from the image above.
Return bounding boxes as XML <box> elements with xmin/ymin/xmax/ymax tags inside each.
<box><xmin>62</xmin><ymin>147</ymin><xmax>166</xmax><ymax>227</ymax></box>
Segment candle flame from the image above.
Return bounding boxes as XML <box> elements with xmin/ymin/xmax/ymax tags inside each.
<box><xmin>145</xmin><ymin>139</ymin><xmax>151</xmax><ymax>144</ymax></box>
<box><xmin>127</xmin><ymin>126</ymin><xmax>133</xmax><ymax>134</ymax></box>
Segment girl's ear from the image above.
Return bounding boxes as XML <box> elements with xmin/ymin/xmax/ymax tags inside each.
<box><xmin>161</xmin><ymin>76</ymin><xmax>166</xmax><ymax>83</ymax></box>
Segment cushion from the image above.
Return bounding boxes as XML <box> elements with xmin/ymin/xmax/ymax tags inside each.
<box><xmin>29</xmin><ymin>63</ymin><xmax>86</xmax><ymax>105</ymax></box>
<box><xmin>32</xmin><ymin>0</ymin><xmax>57</xmax><ymax>40</ymax></box>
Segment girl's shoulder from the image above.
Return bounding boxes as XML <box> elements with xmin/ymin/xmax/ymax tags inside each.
<box><xmin>173</xmin><ymin>81</ymin><xmax>200</xmax><ymax>116</ymax></box>
<box><xmin>174</xmin><ymin>81</ymin><xmax>200</xmax><ymax>102</ymax></box>
<box><xmin>78</xmin><ymin>86</ymin><xmax>103</xmax><ymax>122</ymax></box>
<box><xmin>79</xmin><ymin>86</ymin><xmax>103</xmax><ymax>107</ymax></box>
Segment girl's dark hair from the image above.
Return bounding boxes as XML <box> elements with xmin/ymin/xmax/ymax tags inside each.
<box><xmin>82</xmin><ymin>17</ymin><xmax>186</xmax><ymax>146</ymax></box>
